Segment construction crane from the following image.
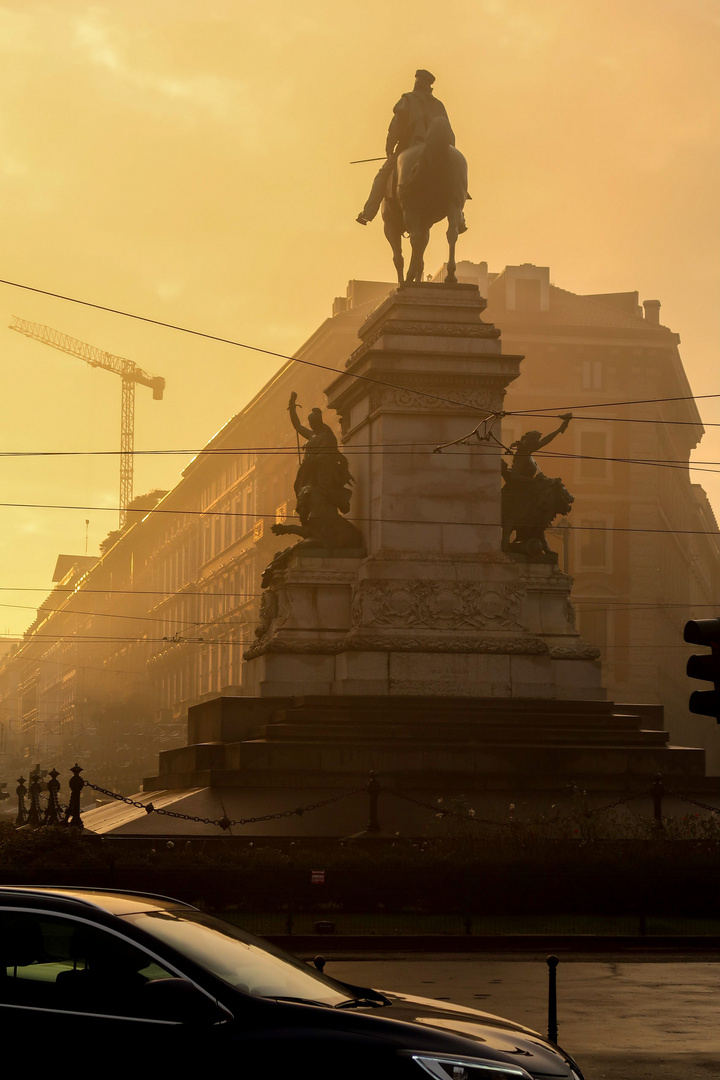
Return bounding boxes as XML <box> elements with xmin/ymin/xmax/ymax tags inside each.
<box><xmin>9</xmin><ymin>317</ymin><xmax>165</xmax><ymax>528</ymax></box>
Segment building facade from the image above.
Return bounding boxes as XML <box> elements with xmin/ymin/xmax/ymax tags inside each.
<box><xmin>0</xmin><ymin>266</ymin><xmax>717</xmax><ymax>792</ymax></box>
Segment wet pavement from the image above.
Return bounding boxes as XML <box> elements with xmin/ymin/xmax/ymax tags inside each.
<box><xmin>324</xmin><ymin>954</ymin><xmax>720</xmax><ymax>1079</ymax></box>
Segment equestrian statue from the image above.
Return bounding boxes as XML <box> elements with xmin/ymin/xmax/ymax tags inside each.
<box><xmin>356</xmin><ymin>69</ymin><xmax>469</xmax><ymax>285</ymax></box>
<box><xmin>501</xmin><ymin>414</ymin><xmax>575</xmax><ymax>557</ymax></box>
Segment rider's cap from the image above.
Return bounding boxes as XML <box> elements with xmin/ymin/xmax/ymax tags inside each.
<box><xmin>415</xmin><ymin>69</ymin><xmax>435</xmax><ymax>86</ymax></box>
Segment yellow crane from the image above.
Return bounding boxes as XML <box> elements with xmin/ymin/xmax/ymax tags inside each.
<box><xmin>9</xmin><ymin>317</ymin><xmax>165</xmax><ymax>528</ymax></box>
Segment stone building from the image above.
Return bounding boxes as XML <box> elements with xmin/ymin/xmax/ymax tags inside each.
<box><xmin>0</xmin><ymin>264</ymin><xmax>717</xmax><ymax>791</ymax></box>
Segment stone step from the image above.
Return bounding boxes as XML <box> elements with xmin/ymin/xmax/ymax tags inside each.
<box><xmin>258</xmin><ymin>722</ymin><xmax>670</xmax><ymax>747</ymax></box>
<box><xmin>147</xmin><ymin>739</ymin><xmax>706</xmax><ymax>792</ymax></box>
<box><xmin>265</xmin><ymin>710</ymin><xmax>648</xmax><ymax>733</ymax></box>
<box><xmin>269</xmin><ymin>696</ymin><xmax>618</xmax><ymax>722</ymax></box>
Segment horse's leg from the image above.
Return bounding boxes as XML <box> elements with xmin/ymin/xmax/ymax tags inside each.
<box><xmin>446</xmin><ymin>215</ymin><xmax>459</xmax><ymax>284</ymax></box>
<box><xmin>382</xmin><ymin>199</ymin><xmax>404</xmax><ymax>285</ymax></box>
<box><xmin>405</xmin><ymin>221</ymin><xmax>430</xmax><ymax>284</ymax></box>
<box><xmin>445</xmin><ymin>147</ymin><xmax>468</xmax><ymax>284</ymax></box>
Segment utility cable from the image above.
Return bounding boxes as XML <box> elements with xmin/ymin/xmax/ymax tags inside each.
<box><xmin>1</xmin><ymin>591</ymin><xmax>716</xmax><ymax>609</ymax></box>
<box><xmin>0</xmin><ymin>277</ymin><xmax>493</xmax><ymax>416</ymax></box>
<box><xmin>515</xmin><ymin>412</ymin><xmax>719</xmax><ymax>428</ymax></box>
<box><xmin>2</xmin><ymin>276</ymin><xmax>717</xmax><ymax>422</ymax></box>
<box><xmin>0</xmin><ymin>500</ymin><xmax>716</xmax><ymax>537</ymax></box>
<box><xmin>512</xmin><ymin>393</ymin><xmax>719</xmax><ymax>413</ymax></box>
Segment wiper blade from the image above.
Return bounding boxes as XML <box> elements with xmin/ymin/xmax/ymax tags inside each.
<box><xmin>335</xmin><ymin>995</ymin><xmax>392</xmax><ymax>1009</ymax></box>
<box><xmin>266</xmin><ymin>996</ymin><xmax>327</xmax><ymax>1008</ymax></box>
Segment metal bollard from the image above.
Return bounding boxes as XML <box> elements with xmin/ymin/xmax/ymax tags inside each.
<box><xmin>651</xmin><ymin>773</ymin><xmax>664</xmax><ymax>827</ymax></box>
<box><xmin>27</xmin><ymin>766</ymin><xmax>43</xmax><ymax>827</ymax></box>
<box><xmin>546</xmin><ymin>954</ymin><xmax>559</xmax><ymax>1044</ymax></box>
<box><xmin>366</xmin><ymin>770</ymin><xmax>381</xmax><ymax>833</ymax></box>
<box><xmin>65</xmin><ymin>763</ymin><xmax>85</xmax><ymax>829</ymax></box>
<box><xmin>43</xmin><ymin>768</ymin><xmax>62</xmax><ymax>826</ymax></box>
<box><xmin>15</xmin><ymin>776</ymin><xmax>28</xmax><ymax>826</ymax></box>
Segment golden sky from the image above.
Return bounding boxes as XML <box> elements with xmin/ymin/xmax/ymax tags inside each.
<box><xmin>0</xmin><ymin>0</ymin><xmax>717</xmax><ymax>636</ymax></box>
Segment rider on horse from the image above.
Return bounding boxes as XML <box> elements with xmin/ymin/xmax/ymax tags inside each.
<box><xmin>356</xmin><ymin>69</ymin><xmax>456</xmax><ymax>226</ymax></box>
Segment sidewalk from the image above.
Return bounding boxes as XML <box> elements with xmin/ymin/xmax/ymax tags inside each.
<box><xmin>322</xmin><ymin>955</ymin><xmax>720</xmax><ymax>1080</ymax></box>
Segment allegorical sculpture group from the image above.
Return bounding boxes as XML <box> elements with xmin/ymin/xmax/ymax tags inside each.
<box><xmin>500</xmin><ymin>415</ymin><xmax>574</xmax><ymax>556</ymax></box>
<box><xmin>260</xmin><ymin>390</ymin><xmax>575</xmax><ymax>586</ymax></box>
<box><xmin>260</xmin><ymin>394</ymin><xmax>363</xmax><ymax>586</ymax></box>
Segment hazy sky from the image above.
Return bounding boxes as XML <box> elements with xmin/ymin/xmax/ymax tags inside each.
<box><xmin>0</xmin><ymin>0</ymin><xmax>718</xmax><ymax>636</ymax></box>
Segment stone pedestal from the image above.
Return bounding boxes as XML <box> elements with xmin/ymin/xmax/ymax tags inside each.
<box><xmin>82</xmin><ymin>282</ymin><xmax>708</xmax><ymax>840</ymax></box>
<box><xmin>243</xmin><ymin>283</ymin><xmax>602</xmax><ymax>701</ymax></box>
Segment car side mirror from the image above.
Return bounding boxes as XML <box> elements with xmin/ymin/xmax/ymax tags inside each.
<box><xmin>142</xmin><ymin>978</ymin><xmax>232</xmax><ymax>1025</ymax></box>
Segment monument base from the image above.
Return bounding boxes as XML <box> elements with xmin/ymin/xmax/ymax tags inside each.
<box><xmin>75</xmin><ymin>692</ymin><xmax>706</xmax><ymax>837</ymax></box>
<box><xmin>242</xmin><ymin>552</ymin><xmax>603</xmax><ymax>701</ymax></box>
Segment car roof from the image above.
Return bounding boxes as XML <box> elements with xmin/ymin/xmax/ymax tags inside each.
<box><xmin>0</xmin><ymin>886</ymin><xmax>195</xmax><ymax>916</ymax></box>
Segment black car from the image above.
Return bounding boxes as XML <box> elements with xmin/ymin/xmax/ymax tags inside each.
<box><xmin>0</xmin><ymin>887</ymin><xmax>584</xmax><ymax>1077</ymax></box>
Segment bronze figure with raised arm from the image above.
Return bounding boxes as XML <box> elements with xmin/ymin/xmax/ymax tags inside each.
<box><xmin>260</xmin><ymin>393</ymin><xmax>363</xmax><ymax>586</ymax></box>
<box><xmin>500</xmin><ymin>414</ymin><xmax>574</xmax><ymax>557</ymax></box>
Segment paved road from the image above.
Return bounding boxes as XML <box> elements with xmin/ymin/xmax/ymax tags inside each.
<box><xmin>324</xmin><ymin>955</ymin><xmax>720</xmax><ymax>1079</ymax></box>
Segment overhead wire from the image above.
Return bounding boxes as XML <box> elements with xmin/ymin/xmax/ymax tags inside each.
<box><xmin>2</xmin><ymin>276</ymin><xmax>717</xmax><ymax>423</ymax></box>
<box><xmin>0</xmin><ymin>592</ymin><xmax>714</xmax><ymax>613</ymax></box>
<box><xmin>0</xmin><ymin>445</ymin><xmax>718</xmax><ymax>472</ymax></box>
<box><xmin>0</xmin><ymin>277</ymin><xmax>496</xmax><ymax>416</ymax></box>
<box><xmin>512</xmin><ymin>393</ymin><xmax>719</xmax><ymax>413</ymax></box>
<box><xmin>0</xmin><ymin>500</ymin><xmax>716</xmax><ymax>537</ymax></box>
<box><xmin>0</xmin><ymin>633</ymin><xmax>703</xmax><ymax>648</ymax></box>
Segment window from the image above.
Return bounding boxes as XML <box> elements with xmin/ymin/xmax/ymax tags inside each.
<box><xmin>579</xmin><ymin>432</ymin><xmax>608</xmax><ymax>479</ymax></box>
<box><xmin>577</xmin><ymin>608</ymin><xmax>608</xmax><ymax>652</ymax></box>
<box><xmin>582</xmin><ymin>359</ymin><xmax>603</xmax><ymax>390</ymax></box>
<box><xmin>515</xmin><ymin>277</ymin><xmax>541</xmax><ymax>311</ymax></box>
<box><xmin>579</xmin><ymin>521</ymin><xmax>608</xmax><ymax>568</ymax></box>
<box><xmin>0</xmin><ymin>911</ymin><xmax>174</xmax><ymax>1017</ymax></box>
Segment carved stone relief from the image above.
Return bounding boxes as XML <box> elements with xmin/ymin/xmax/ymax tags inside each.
<box><xmin>549</xmin><ymin>643</ymin><xmax>601</xmax><ymax>660</ymax></box>
<box><xmin>247</xmin><ymin>633</ymin><xmax>548</xmax><ymax>658</ymax></box>
<box><xmin>367</xmin><ymin>384</ymin><xmax>501</xmax><ymax>415</ymax></box>
<box><xmin>352</xmin><ymin>580</ymin><xmax>527</xmax><ymax>632</ymax></box>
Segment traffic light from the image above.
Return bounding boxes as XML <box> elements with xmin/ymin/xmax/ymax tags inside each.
<box><xmin>684</xmin><ymin>617</ymin><xmax>720</xmax><ymax>723</ymax></box>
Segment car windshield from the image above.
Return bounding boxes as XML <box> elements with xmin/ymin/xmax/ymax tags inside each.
<box><xmin>122</xmin><ymin>909</ymin><xmax>350</xmax><ymax>1005</ymax></box>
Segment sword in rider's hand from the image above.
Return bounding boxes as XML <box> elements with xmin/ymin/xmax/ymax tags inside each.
<box><xmin>349</xmin><ymin>157</ymin><xmax>387</xmax><ymax>164</ymax></box>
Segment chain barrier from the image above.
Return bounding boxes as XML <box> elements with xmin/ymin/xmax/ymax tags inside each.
<box><xmin>82</xmin><ymin>780</ymin><xmax>363</xmax><ymax>831</ymax></box>
<box><xmin>384</xmin><ymin>786</ymin><xmax>514</xmax><ymax>828</ymax></box>
<box><xmin>585</xmin><ymin>792</ymin><xmax>646</xmax><ymax>816</ymax></box>
<box><xmin>385</xmin><ymin>783</ymin><xmax>654</xmax><ymax>826</ymax></box>
<box><xmin>13</xmin><ymin>764</ymin><xmax>720</xmax><ymax>834</ymax></box>
<box><xmin>663</xmin><ymin>789</ymin><xmax>720</xmax><ymax>815</ymax></box>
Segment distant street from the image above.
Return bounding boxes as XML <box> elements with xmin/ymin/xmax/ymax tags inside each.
<box><xmin>325</xmin><ymin>954</ymin><xmax>720</xmax><ymax>1080</ymax></box>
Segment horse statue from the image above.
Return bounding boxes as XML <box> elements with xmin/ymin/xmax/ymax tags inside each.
<box><xmin>381</xmin><ymin>116</ymin><xmax>469</xmax><ymax>285</ymax></box>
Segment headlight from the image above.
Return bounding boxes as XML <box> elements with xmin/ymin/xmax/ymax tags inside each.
<box><xmin>409</xmin><ymin>1054</ymin><xmax>531</xmax><ymax>1079</ymax></box>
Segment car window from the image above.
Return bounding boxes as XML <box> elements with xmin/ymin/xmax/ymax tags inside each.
<box><xmin>0</xmin><ymin>910</ymin><xmax>175</xmax><ymax>1018</ymax></box>
<box><xmin>124</xmin><ymin>909</ymin><xmax>349</xmax><ymax>1005</ymax></box>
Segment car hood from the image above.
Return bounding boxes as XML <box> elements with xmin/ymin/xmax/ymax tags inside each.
<box><xmin>360</xmin><ymin>990</ymin><xmax>583</xmax><ymax>1079</ymax></box>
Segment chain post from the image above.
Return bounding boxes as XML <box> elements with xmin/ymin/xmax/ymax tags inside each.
<box><xmin>43</xmin><ymin>768</ymin><xmax>62</xmax><ymax>826</ymax></box>
<box><xmin>65</xmin><ymin>763</ymin><xmax>85</xmax><ymax>829</ymax></box>
<box><xmin>546</xmin><ymin>954</ymin><xmax>559</xmax><ymax>1044</ymax></box>
<box><xmin>366</xmin><ymin>770</ymin><xmax>381</xmax><ymax>833</ymax></box>
<box><xmin>27</xmin><ymin>766</ymin><xmax>43</xmax><ymax>827</ymax></box>
<box><xmin>15</xmin><ymin>776</ymin><xmax>27</xmax><ymax>826</ymax></box>
<box><xmin>651</xmin><ymin>773</ymin><xmax>664</xmax><ymax>828</ymax></box>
